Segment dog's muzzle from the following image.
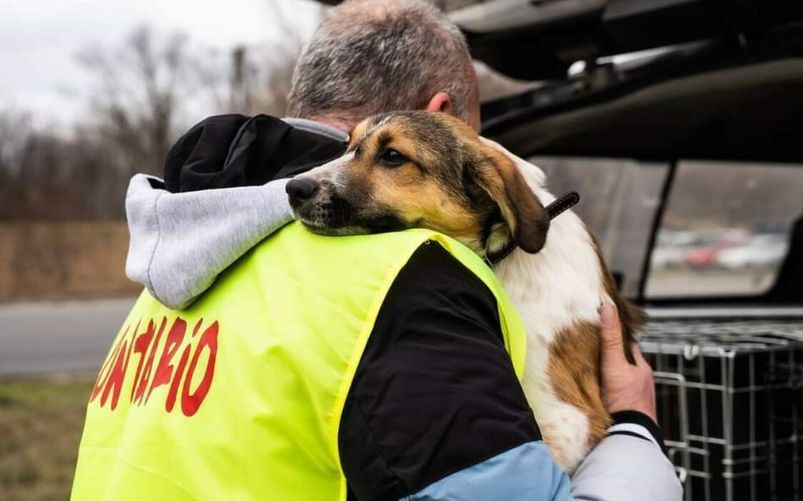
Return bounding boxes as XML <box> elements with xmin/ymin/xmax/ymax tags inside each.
<box><xmin>286</xmin><ymin>178</ymin><xmax>320</xmax><ymax>207</ymax></box>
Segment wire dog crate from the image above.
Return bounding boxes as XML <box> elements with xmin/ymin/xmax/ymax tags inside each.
<box><xmin>641</xmin><ymin>316</ymin><xmax>803</xmax><ymax>501</ymax></box>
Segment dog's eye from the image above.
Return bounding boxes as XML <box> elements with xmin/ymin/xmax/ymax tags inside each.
<box><xmin>379</xmin><ymin>148</ymin><xmax>407</xmax><ymax>167</ymax></box>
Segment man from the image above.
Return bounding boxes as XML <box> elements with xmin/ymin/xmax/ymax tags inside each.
<box><xmin>71</xmin><ymin>1</ymin><xmax>682</xmax><ymax>499</ymax></box>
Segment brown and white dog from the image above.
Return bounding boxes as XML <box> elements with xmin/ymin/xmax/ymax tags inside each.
<box><xmin>286</xmin><ymin>111</ymin><xmax>644</xmax><ymax>472</ymax></box>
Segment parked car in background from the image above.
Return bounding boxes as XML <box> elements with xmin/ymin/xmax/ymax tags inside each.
<box><xmin>717</xmin><ymin>234</ymin><xmax>789</xmax><ymax>269</ymax></box>
<box><xmin>651</xmin><ymin>245</ymin><xmax>690</xmax><ymax>270</ymax></box>
<box><xmin>682</xmin><ymin>244</ymin><xmax>728</xmax><ymax>269</ymax></box>
<box><xmin>680</xmin><ymin>230</ymin><xmax>749</xmax><ymax>269</ymax></box>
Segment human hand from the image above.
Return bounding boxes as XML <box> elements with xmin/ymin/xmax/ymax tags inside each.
<box><xmin>598</xmin><ymin>303</ymin><xmax>657</xmax><ymax>423</ymax></box>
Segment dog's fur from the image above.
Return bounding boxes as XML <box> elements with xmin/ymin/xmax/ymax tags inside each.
<box><xmin>287</xmin><ymin>111</ymin><xmax>644</xmax><ymax>472</ymax></box>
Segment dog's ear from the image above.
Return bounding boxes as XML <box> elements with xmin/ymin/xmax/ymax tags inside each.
<box><xmin>472</xmin><ymin>148</ymin><xmax>550</xmax><ymax>254</ymax></box>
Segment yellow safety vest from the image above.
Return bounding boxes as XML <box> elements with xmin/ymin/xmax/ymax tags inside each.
<box><xmin>71</xmin><ymin>222</ymin><xmax>526</xmax><ymax>501</ymax></box>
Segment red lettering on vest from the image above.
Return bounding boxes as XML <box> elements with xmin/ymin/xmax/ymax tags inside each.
<box><xmin>100</xmin><ymin>327</ymin><xmax>134</xmax><ymax>410</ymax></box>
<box><xmin>146</xmin><ymin>318</ymin><xmax>186</xmax><ymax>403</ymax></box>
<box><xmin>133</xmin><ymin>317</ymin><xmax>167</xmax><ymax>405</ymax></box>
<box><xmin>129</xmin><ymin>319</ymin><xmax>156</xmax><ymax>402</ymax></box>
<box><xmin>165</xmin><ymin>319</ymin><xmax>203</xmax><ymax>412</ymax></box>
<box><xmin>90</xmin><ymin>324</ymin><xmax>128</xmax><ymax>403</ymax></box>
<box><xmin>166</xmin><ymin>344</ymin><xmax>192</xmax><ymax>413</ymax></box>
<box><xmin>92</xmin><ymin>315</ymin><xmax>219</xmax><ymax>416</ymax></box>
<box><xmin>181</xmin><ymin>321</ymin><xmax>218</xmax><ymax>417</ymax></box>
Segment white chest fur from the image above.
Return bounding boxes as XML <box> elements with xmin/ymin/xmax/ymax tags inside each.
<box><xmin>493</xmin><ymin>158</ymin><xmax>611</xmax><ymax>471</ymax></box>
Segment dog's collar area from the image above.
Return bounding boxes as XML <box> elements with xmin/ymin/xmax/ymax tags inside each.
<box><xmin>486</xmin><ymin>191</ymin><xmax>580</xmax><ymax>266</ymax></box>
<box><xmin>486</xmin><ymin>240</ymin><xmax>517</xmax><ymax>266</ymax></box>
<box><xmin>546</xmin><ymin>191</ymin><xmax>580</xmax><ymax>220</ymax></box>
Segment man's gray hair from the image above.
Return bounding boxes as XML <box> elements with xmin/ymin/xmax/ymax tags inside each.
<box><xmin>287</xmin><ymin>0</ymin><xmax>476</xmax><ymax>126</ymax></box>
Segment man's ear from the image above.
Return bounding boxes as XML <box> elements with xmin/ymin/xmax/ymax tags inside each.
<box><xmin>472</xmin><ymin>148</ymin><xmax>550</xmax><ymax>254</ymax></box>
<box><xmin>426</xmin><ymin>92</ymin><xmax>452</xmax><ymax>114</ymax></box>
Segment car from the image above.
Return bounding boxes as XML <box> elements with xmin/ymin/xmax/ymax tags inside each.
<box><xmin>445</xmin><ymin>1</ymin><xmax>803</xmax><ymax>499</ymax></box>
<box><xmin>650</xmin><ymin>245</ymin><xmax>689</xmax><ymax>270</ymax></box>
<box><xmin>652</xmin><ymin>230</ymin><xmax>722</xmax><ymax>270</ymax></box>
<box><xmin>682</xmin><ymin>244</ymin><xmax>728</xmax><ymax>269</ymax></box>
<box><xmin>679</xmin><ymin>230</ymin><xmax>749</xmax><ymax>269</ymax></box>
<box><xmin>717</xmin><ymin>234</ymin><xmax>789</xmax><ymax>269</ymax></box>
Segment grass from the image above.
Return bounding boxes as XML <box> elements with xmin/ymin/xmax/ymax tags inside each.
<box><xmin>0</xmin><ymin>376</ymin><xmax>93</xmax><ymax>501</ymax></box>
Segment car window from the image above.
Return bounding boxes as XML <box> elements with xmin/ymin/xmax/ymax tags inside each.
<box><xmin>529</xmin><ymin>156</ymin><xmax>669</xmax><ymax>298</ymax></box>
<box><xmin>645</xmin><ymin>161</ymin><xmax>803</xmax><ymax>298</ymax></box>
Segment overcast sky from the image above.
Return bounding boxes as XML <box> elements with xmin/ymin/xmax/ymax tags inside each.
<box><xmin>0</xmin><ymin>0</ymin><xmax>323</xmax><ymax>126</ymax></box>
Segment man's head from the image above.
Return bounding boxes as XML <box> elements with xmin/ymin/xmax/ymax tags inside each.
<box><xmin>287</xmin><ymin>0</ymin><xmax>480</xmax><ymax>132</ymax></box>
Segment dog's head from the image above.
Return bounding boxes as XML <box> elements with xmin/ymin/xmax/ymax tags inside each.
<box><xmin>286</xmin><ymin>111</ymin><xmax>550</xmax><ymax>257</ymax></box>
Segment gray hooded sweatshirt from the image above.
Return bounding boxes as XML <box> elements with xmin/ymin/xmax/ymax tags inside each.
<box><xmin>125</xmin><ymin>174</ymin><xmax>294</xmax><ymax>309</ymax></box>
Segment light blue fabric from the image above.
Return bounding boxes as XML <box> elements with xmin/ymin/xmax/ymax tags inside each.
<box><xmin>402</xmin><ymin>441</ymin><xmax>572</xmax><ymax>501</ymax></box>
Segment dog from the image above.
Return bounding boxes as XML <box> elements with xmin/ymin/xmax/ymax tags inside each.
<box><xmin>285</xmin><ymin>111</ymin><xmax>644</xmax><ymax>472</ymax></box>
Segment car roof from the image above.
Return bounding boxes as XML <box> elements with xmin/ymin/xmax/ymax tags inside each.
<box><xmin>313</xmin><ymin>1</ymin><xmax>803</xmax><ymax>162</ymax></box>
<box><xmin>450</xmin><ymin>0</ymin><xmax>803</xmax><ymax>80</ymax></box>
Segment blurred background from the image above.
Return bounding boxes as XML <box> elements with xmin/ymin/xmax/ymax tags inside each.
<box><xmin>1</xmin><ymin>0</ymin><xmax>322</xmax><ymax>304</ymax></box>
<box><xmin>0</xmin><ymin>0</ymin><xmax>525</xmax><ymax>304</ymax></box>
<box><xmin>2</xmin><ymin>0</ymin><xmax>803</xmax><ymax>499</ymax></box>
<box><xmin>0</xmin><ymin>1</ymin><xmax>326</xmax><ymax>498</ymax></box>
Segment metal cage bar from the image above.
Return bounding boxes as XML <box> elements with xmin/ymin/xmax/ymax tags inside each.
<box><xmin>642</xmin><ymin>317</ymin><xmax>803</xmax><ymax>501</ymax></box>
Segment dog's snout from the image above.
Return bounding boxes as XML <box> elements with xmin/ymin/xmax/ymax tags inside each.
<box><xmin>286</xmin><ymin>178</ymin><xmax>319</xmax><ymax>203</ymax></box>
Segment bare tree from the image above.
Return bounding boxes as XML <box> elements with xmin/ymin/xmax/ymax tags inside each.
<box><xmin>0</xmin><ymin>108</ymin><xmax>124</xmax><ymax>220</ymax></box>
<box><xmin>0</xmin><ymin>110</ymin><xmax>33</xmax><ymax>177</ymax></box>
<box><xmin>220</xmin><ymin>2</ymin><xmax>327</xmax><ymax>116</ymax></box>
<box><xmin>1</xmin><ymin>6</ymin><xmax>329</xmax><ymax>221</ymax></box>
<box><xmin>0</xmin><ymin>110</ymin><xmax>33</xmax><ymax>218</ymax></box>
<box><xmin>78</xmin><ymin>26</ymin><xmax>197</xmax><ymax>177</ymax></box>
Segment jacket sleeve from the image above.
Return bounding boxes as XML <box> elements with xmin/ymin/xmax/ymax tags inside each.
<box><xmin>338</xmin><ymin>242</ymin><xmax>572</xmax><ymax>501</ymax></box>
<box><xmin>571</xmin><ymin>412</ymin><xmax>683</xmax><ymax>501</ymax></box>
<box><xmin>338</xmin><ymin>241</ymin><xmax>681</xmax><ymax>501</ymax></box>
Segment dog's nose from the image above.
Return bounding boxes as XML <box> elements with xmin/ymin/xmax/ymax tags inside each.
<box><xmin>286</xmin><ymin>178</ymin><xmax>319</xmax><ymax>203</ymax></box>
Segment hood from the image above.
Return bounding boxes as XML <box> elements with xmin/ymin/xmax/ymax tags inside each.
<box><xmin>125</xmin><ymin>174</ymin><xmax>294</xmax><ymax>309</ymax></box>
<box><xmin>124</xmin><ymin>115</ymin><xmax>348</xmax><ymax>310</ymax></box>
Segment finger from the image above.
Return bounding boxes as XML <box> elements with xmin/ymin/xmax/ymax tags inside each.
<box><xmin>598</xmin><ymin>303</ymin><xmax>627</xmax><ymax>365</ymax></box>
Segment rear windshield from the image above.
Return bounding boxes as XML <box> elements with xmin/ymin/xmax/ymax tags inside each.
<box><xmin>645</xmin><ymin>161</ymin><xmax>803</xmax><ymax>298</ymax></box>
<box><xmin>530</xmin><ymin>157</ymin><xmax>803</xmax><ymax>304</ymax></box>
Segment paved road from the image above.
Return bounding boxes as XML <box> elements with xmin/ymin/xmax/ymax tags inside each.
<box><xmin>0</xmin><ymin>271</ymin><xmax>779</xmax><ymax>377</ymax></box>
<box><xmin>0</xmin><ymin>298</ymin><xmax>135</xmax><ymax>376</ymax></box>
